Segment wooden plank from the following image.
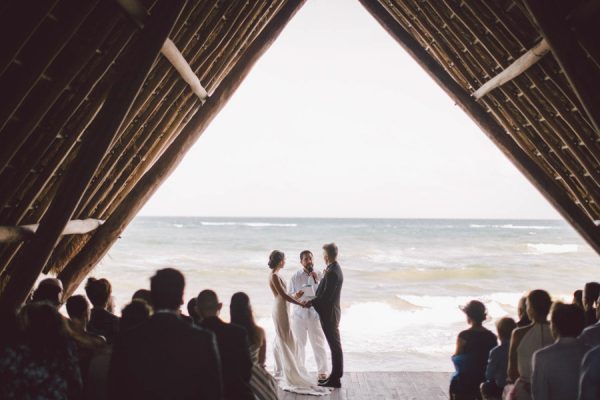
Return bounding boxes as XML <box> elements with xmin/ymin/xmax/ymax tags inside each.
<box><xmin>0</xmin><ymin>0</ymin><xmax>187</xmax><ymax>310</ymax></box>
<box><xmin>57</xmin><ymin>0</ymin><xmax>308</xmax><ymax>298</ymax></box>
<box><xmin>523</xmin><ymin>0</ymin><xmax>600</xmax><ymax>135</ymax></box>
<box><xmin>358</xmin><ymin>0</ymin><xmax>600</xmax><ymax>254</ymax></box>
<box><xmin>276</xmin><ymin>372</ymin><xmax>450</xmax><ymax>400</ymax></box>
<box><xmin>0</xmin><ymin>218</ymin><xmax>103</xmax><ymax>243</ymax></box>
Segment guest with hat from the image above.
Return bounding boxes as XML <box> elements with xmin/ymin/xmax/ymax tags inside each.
<box><xmin>450</xmin><ymin>300</ymin><xmax>497</xmax><ymax>400</ymax></box>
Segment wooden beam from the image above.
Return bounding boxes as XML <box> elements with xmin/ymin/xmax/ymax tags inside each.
<box><xmin>523</xmin><ymin>0</ymin><xmax>600</xmax><ymax>135</ymax></box>
<box><xmin>0</xmin><ymin>0</ymin><xmax>187</xmax><ymax>310</ymax></box>
<box><xmin>473</xmin><ymin>39</ymin><xmax>550</xmax><ymax>99</ymax></box>
<box><xmin>161</xmin><ymin>38</ymin><xmax>208</xmax><ymax>102</ymax></box>
<box><xmin>0</xmin><ymin>219</ymin><xmax>103</xmax><ymax>243</ymax></box>
<box><xmin>115</xmin><ymin>0</ymin><xmax>209</xmax><ymax>102</ymax></box>
<box><xmin>58</xmin><ymin>0</ymin><xmax>307</xmax><ymax>299</ymax></box>
<box><xmin>358</xmin><ymin>0</ymin><xmax>600</xmax><ymax>254</ymax></box>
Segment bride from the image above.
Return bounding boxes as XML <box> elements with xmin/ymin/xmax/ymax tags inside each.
<box><xmin>268</xmin><ymin>250</ymin><xmax>330</xmax><ymax>395</ymax></box>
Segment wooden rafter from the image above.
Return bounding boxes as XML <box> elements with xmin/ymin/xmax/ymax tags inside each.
<box><xmin>0</xmin><ymin>0</ymin><xmax>187</xmax><ymax>310</ymax></box>
<box><xmin>58</xmin><ymin>0</ymin><xmax>308</xmax><ymax>299</ymax></box>
<box><xmin>0</xmin><ymin>219</ymin><xmax>103</xmax><ymax>243</ymax></box>
<box><xmin>523</xmin><ymin>0</ymin><xmax>600</xmax><ymax>135</ymax></box>
<box><xmin>358</xmin><ymin>0</ymin><xmax>600</xmax><ymax>254</ymax></box>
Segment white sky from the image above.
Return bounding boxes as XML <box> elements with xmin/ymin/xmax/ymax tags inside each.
<box><xmin>140</xmin><ymin>0</ymin><xmax>561</xmax><ymax>220</ymax></box>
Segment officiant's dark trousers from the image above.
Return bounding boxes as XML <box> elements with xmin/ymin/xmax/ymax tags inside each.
<box><xmin>320</xmin><ymin>317</ymin><xmax>343</xmax><ymax>380</ymax></box>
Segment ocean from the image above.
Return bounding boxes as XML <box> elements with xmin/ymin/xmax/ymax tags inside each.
<box><xmin>80</xmin><ymin>217</ymin><xmax>599</xmax><ymax>372</ymax></box>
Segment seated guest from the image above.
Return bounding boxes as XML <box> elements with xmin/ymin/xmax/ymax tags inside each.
<box><xmin>584</xmin><ymin>282</ymin><xmax>600</xmax><ymax>327</ymax></box>
<box><xmin>481</xmin><ymin>317</ymin><xmax>516</xmax><ymax>399</ymax></box>
<box><xmin>120</xmin><ymin>300</ymin><xmax>152</xmax><ymax>332</ymax></box>
<box><xmin>108</xmin><ymin>268</ymin><xmax>222</xmax><ymax>400</ymax></box>
<box><xmin>187</xmin><ymin>297</ymin><xmax>201</xmax><ymax>325</ymax></box>
<box><xmin>230</xmin><ymin>292</ymin><xmax>278</xmax><ymax>400</ymax></box>
<box><xmin>532</xmin><ymin>303</ymin><xmax>589</xmax><ymax>400</ymax></box>
<box><xmin>508</xmin><ymin>290</ymin><xmax>553</xmax><ymax>400</ymax></box>
<box><xmin>574</xmin><ymin>289</ymin><xmax>584</xmax><ymax>309</ymax></box>
<box><xmin>198</xmin><ymin>289</ymin><xmax>254</xmax><ymax>400</ymax></box>
<box><xmin>580</xmin><ymin>345</ymin><xmax>600</xmax><ymax>400</ymax></box>
<box><xmin>31</xmin><ymin>277</ymin><xmax>63</xmax><ymax>307</ymax></box>
<box><xmin>450</xmin><ymin>300</ymin><xmax>497</xmax><ymax>400</ymax></box>
<box><xmin>579</xmin><ymin>294</ymin><xmax>600</xmax><ymax>347</ymax></box>
<box><xmin>66</xmin><ymin>295</ymin><xmax>105</xmax><ymax>380</ymax></box>
<box><xmin>516</xmin><ymin>296</ymin><xmax>531</xmax><ymax>328</ymax></box>
<box><xmin>0</xmin><ymin>302</ymin><xmax>82</xmax><ymax>399</ymax></box>
<box><xmin>85</xmin><ymin>278</ymin><xmax>119</xmax><ymax>344</ymax></box>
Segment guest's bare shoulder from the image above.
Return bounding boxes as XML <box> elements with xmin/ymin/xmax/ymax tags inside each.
<box><xmin>511</xmin><ymin>325</ymin><xmax>532</xmax><ymax>343</ymax></box>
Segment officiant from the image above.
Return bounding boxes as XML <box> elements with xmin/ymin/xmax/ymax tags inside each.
<box><xmin>288</xmin><ymin>250</ymin><xmax>329</xmax><ymax>381</ymax></box>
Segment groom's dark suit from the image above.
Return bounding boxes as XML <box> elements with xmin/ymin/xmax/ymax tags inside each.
<box><xmin>311</xmin><ymin>261</ymin><xmax>343</xmax><ymax>382</ymax></box>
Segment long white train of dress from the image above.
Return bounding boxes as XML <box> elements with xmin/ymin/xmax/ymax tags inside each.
<box><xmin>271</xmin><ymin>274</ymin><xmax>330</xmax><ymax>396</ymax></box>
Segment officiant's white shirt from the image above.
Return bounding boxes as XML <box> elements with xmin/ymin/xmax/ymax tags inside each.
<box><xmin>288</xmin><ymin>269</ymin><xmax>322</xmax><ymax>320</ymax></box>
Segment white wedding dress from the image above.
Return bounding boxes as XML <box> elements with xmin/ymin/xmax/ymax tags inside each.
<box><xmin>270</xmin><ymin>273</ymin><xmax>330</xmax><ymax>396</ymax></box>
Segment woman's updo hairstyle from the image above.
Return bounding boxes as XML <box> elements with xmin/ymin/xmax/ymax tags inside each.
<box><xmin>268</xmin><ymin>250</ymin><xmax>285</xmax><ymax>270</ymax></box>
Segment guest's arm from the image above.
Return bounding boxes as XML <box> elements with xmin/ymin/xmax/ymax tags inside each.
<box><xmin>484</xmin><ymin>347</ymin><xmax>498</xmax><ymax>382</ymax></box>
<box><xmin>237</xmin><ymin>329</ymin><xmax>253</xmax><ymax>381</ymax></box>
<box><xmin>200</xmin><ymin>332</ymin><xmax>223</xmax><ymax>400</ymax></box>
<box><xmin>454</xmin><ymin>334</ymin><xmax>466</xmax><ymax>356</ymax></box>
<box><xmin>579</xmin><ymin>349</ymin><xmax>600</xmax><ymax>400</ymax></box>
<box><xmin>531</xmin><ymin>351</ymin><xmax>547</xmax><ymax>400</ymax></box>
<box><xmin>508</xmin><ymin>328</ymin><xmax>525</xmax><ymax>382</ymax></box>
<box><xmin>258</xmin><ymin>327</ymin><xmax>267</xmax><ymax>367</ymax></box>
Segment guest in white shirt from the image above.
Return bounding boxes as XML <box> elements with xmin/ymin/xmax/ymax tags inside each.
<box><xmin>288</xmin><ymin>250</ymin><xmax>328</xmax><ymax>381</ymax></box>
<box><xmin>532</xmin><ymin>302</ymin><xmax>589</xmax><ymax>400</ymax></box>
<box><xmin>580</xmin><ymin>296</ymin><xmax>600</xmax><ymax>347</ymax></box>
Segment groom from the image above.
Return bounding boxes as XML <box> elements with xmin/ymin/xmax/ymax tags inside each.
<box><xmin>306</xmin><ymin>242</ymin><xmax>344</xmax><ymax>388</ymax></box>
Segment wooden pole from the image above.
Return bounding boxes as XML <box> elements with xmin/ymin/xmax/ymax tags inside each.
<box><xmin>0</xmin><ymin>0</ymin><xmax>187</xmax><ymax>310</ymax></box>
<box><xmin>59</xmin><ymin>0</ymin><xmax>307</xmax><ymax>298</ymax></box>
<box><xmin>523</xmin><ymin>0</ymin><xmax>600</xmax><ymax>135</ymax></box>
<box><xmin>0</xmin><ymin>219</ymin><xmax>103</xmax><ymax>243</ymax></box>
<box><xmin>358</xmin><ymin>0</ymin><xmax>600</xmax><ymax>254</ymax></box>
<box><xmin>473</xmin><ymin>39</ymin><xmax>550</xmax><ymax>99</ymax></box>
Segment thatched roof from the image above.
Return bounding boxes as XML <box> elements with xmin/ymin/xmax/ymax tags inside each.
<box><xmin>0</xmin><ymin>0</ymin><xmax>598</xmax><ymax>307</ymax></box>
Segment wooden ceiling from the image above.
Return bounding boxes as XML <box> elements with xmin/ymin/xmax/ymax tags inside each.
<box><xmin>0</xmin><ymin>0</ymin><xmax>598</xmax><ymax>308</ymax></box>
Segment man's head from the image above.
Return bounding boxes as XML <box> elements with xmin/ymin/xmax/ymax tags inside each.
<box><xmin>496</xmin><ymin>317</ymin><xmax>516</xmax><ymax>342</ymax></box>
<box><xmin>121</xmin><ymin>300</ymin><xmax>152</xmax><ymax>332</ymax></box>
<box><xmin>85</xmin><ymin>278</ymin><xmax>112</xmax><ymax>309</ymax></box>
<box><xmin>196</xmin><ymin>289</ymin><xmax>222</xmax><ymax>318</ymax></box>
<box><xmin>150</xmin><ymin>268</ymin><xmax>185</xmax><ymax>311</ymax></box>
<box><xmin>31</xmin><ymin>278</ymin><xmax>63</xmax><ymax>307</ymax></box>
<box><xmin>187</xmin><ymin>297</ymin><xmax>201</xmax><ymax>324</ymax></box>
<box><xmin>526</xmin><ymin>289</ymin><xmax>552</xmax><ymax>322</ymax></box>
<box><xmin>132</xmin><ymin>289</ymin><xmax>152</xmax><ymax>309</ymax></box>
<box><xmin>300</xmin><ymin>250</ymin><xmax>313</xmax><ymax>271</ymax></box>
<box><xmin>550</xmin><ymin>302</ymin><xmax>585</xmax><ymax>339</ymax></box>
<box><xmin>322</xmin><ymin>243</ymin><xmax>338</xmax><ymax>265</ymax></box>
<box><xmin>66</xmin><ymin>295</ymin><xmax>90</xmax><ymax>324</ymax></box>
<box><xmin>584</xmin><ymin>282</ymin><xmax>600</xmax><ymax>308</ymax></box>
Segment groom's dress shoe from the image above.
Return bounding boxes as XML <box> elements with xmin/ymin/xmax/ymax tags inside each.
<box><xmin>318</xmin><ymin>375</ymin><xmax>329</xmax><ymax>384</ymax></box>
<box><xmin>318</xmin><ymin>379</ymin><xmax>341</xmax><ymax>388</ymax></box>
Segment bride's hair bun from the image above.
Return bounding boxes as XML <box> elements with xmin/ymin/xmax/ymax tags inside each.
<box><xmin>268</xmin><ymin>250</ymin><xmax>285</xmax><ymax>269</ymax></box>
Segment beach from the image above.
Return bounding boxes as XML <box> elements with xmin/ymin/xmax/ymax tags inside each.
<box><xmin>76</xmin><ymin>216</ymin><xmax>599</xmax><ymax>372</ymax></box>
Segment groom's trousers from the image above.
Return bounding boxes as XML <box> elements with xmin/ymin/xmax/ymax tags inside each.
<box><xmin>319</xmin><ymin>316</ymin><xmax>343</xmax><ymax>380</ymax></box>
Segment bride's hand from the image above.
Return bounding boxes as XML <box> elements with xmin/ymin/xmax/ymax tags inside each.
<box><xmin>294</xmin><ymin>290</ymin><xmax>304</xmax><ymax>299</ymax></box>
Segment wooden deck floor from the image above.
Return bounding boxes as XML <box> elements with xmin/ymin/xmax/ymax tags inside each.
<box><xmin>277</xmin><ymin>371</ymin><xmax>451</xmax><ymax>400</ymax></box>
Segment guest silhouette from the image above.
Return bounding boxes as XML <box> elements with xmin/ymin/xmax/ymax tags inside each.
<box><xmin>108</xmin><ymin>268</ymin><xmax>222</xmax><ymax>400</ymax></box>
<box><xmin>198</xmin><ymin>289</ymin><xmax>254</xmax><ymax>400</ymax></box>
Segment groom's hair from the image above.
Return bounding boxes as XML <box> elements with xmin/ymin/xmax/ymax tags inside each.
<box><xmin>322</xmin><ymin>243</ymin><xmax>338</xmax><ymax>260</ymax></box>
<box><xmin>299</xmin><ymin>250</ymin><xmax>313</xmax><ymax>260</ymax></box>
